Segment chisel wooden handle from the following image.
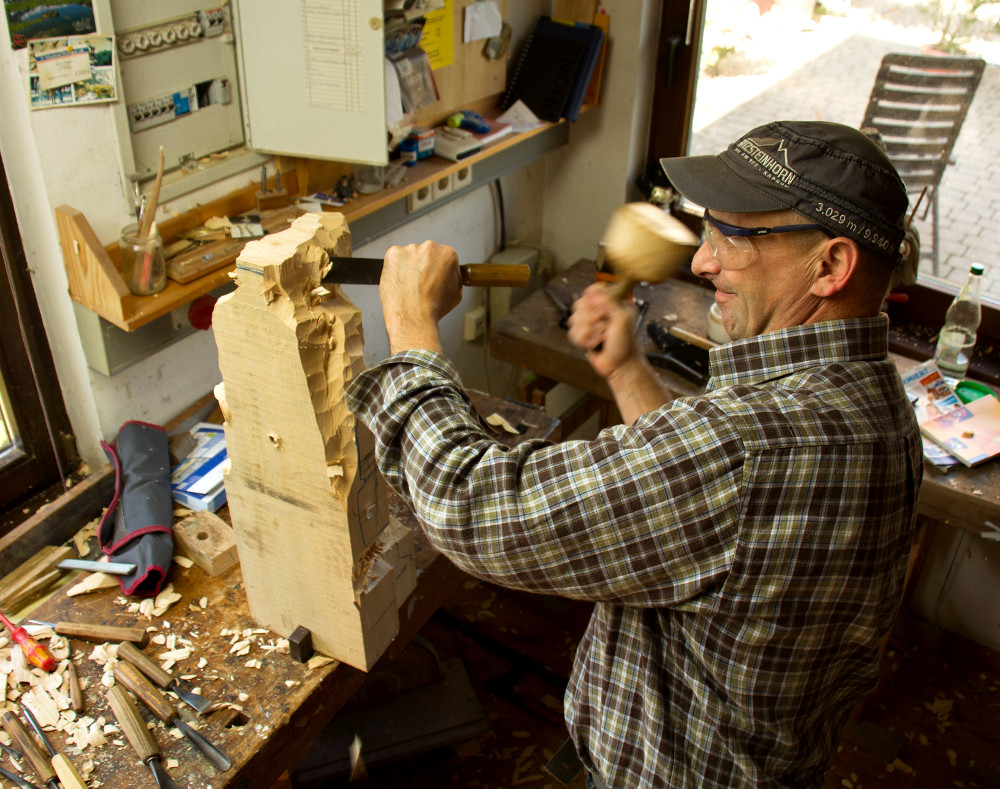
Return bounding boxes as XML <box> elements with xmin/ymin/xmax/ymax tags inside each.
<box><xmin>114</xmin><ymin>661</ymin><xmax>176</xmax><ymax>723</ymax></box>
<box><xmin>0</xmin><ymin>710</ymin><xmax>56</xmax><ymax>786</ymax></box>
<box><xmin>52</xmin><ymin>622</ymin><xmax>149</xmax><ymax>647</ymax></box>
<box><xmin>117</xmin><ymin>641</ymin><xmax>172</xmax><ymax>689</ymax></box>
<box><xmin>459</xmin><ymin>263</ymin><xmax>530</xmax><ymax>288</ymax></box>
<box><xmin>107</xmin><ymin>686</ymin><xmax>158</xmax><ymax>763</ymax></box>
<box><xmin>52</xmin><ymin>753</ymin><xmax>88</xmax><ymax>789</ymax></box>
<box><xmin>66</xmin><ymin>659</ymin><xmax>84</xmax><ymax>712</ymax></box>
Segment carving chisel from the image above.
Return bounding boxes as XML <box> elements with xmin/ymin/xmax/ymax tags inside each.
<box><xmin>28</xmin><ymin>620</ymin><xmax>149</xmax><ymax>647</ymax></box>
<box><xmin>320</xmin><ymin>258</ymin><xmax>531</xmax><ymax>288</ymax></box>
<box><xmin>0</xmin><ymin>710</ymin><xmax>59</xmax><ymax>789</ymax></box>
<box><xmin>117</xmin><ymin>641</ymin><xmax>212</xmax><ymax>715</ymax></box>
<box><xmin>114</xmin><ymin>662</ymin><xmax>231</xmax><ymax>770</ymax></box>
<box><xmin>107</xmin><ymin>686</ymin><xmax>183</xmax><ymax>789</ymax></box>
<box><xmin>19</xmin><ymin>706</ymin><xmax>89</xmax><ymax>789</ymax></box>
<box><xmin>56</xmin><ymin>559</ymin><xmax>136</xmax><ymax>575</ymax></box>
<box><xmin>0</xmin><ymin>765</ymin><xmax>43</xmax><ymax>789</ymax></box>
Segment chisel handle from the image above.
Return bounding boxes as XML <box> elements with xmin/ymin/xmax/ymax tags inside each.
<box><xmin>114</xmin><ymin>661</ymin><xmax>176</xmax><ymax>723</ymax></box>
<box><xmin>460</xmin><ymin>263</ymin><xmax>530</xmax><ymax>288</ymax></box>
<box><xmin>0</xmin><ymin>711</ymin><xmax>57</xmax><ymax>786</ymax></box>
<box><xmin>107</xmin><ymin>686</ymin><xmax>158</xmax><ymax>763</ymax></box>
<box><xmin>117</xmin><ymin>641</ymin><xmax>172</xmax><ymax>689</ymax></box>
<box><xmin>52</xmin><ymin>622</ymin><xmax>149</xmax><ymax>647</ymax></box>
<box><xmin>65</xmin><ymin>659</ymin><xmax>84</xmax><ymax>712</ymax></box>
<box><xmin>52</xmin><ymin>753</ymin><xmax>88</xmax><ymax>789</ymax></box>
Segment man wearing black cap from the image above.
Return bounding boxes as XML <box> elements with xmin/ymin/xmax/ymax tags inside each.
<box><xmin>347</xmin><ymin>121</ymin><xmax>923</xmax><ymax>788</ymax></box>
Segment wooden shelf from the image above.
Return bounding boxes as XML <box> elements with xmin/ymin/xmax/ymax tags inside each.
<box><xmin>57</xmin><ymin>118</ymin><xmax>572</xmax><ymax>333</ymax></box>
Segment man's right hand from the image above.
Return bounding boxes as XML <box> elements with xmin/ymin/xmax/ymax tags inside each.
<box><xmin>567</xmin><ymin>284</ymin><xmax>673</xmax><ymax>425</ymax></box>
<box><xmin>567</xmin><ymin>284</ymin><xmax>640</xmax><ymax>380</ymax></box>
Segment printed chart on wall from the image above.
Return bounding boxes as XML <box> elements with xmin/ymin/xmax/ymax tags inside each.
<box><xmin>4</xmin><ymin>0</ymin><xmax>96</xmax><ymax>50</ymax></box>
<box><xmin>27</xmin><ymin>34</ymin><xmax>116</xmax><ymax>110</ymax></box>
<box><xmin>234</xmin><ymin>0</ymin><xmax>387</xmax><ymax>163</ymax></box>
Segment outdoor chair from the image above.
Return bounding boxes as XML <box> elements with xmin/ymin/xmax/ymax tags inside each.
<box><xmin>861</xmin><ymin>53</ymin><xmax>985</xmax><ymax>276</ymax></box>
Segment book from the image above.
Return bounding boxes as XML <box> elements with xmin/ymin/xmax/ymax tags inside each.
<box><xmin>170</xmin><ymin>422</ymin><xmax>228</xmax><ymax>511</ymax></box>
<box><xmin>546</xmin><ymin>16</ymin><xmax>606</xmax><ymax>122</ymax></box>
<box><xmin>901</xmin><ymin>360</ymin><xmax>964</xmax><ymax>468</ymax></box>
<box><xmin>920</xmin><ymin>394</ymin><xmax>1000</xmax><ymax>468</ymax></box>
<box><xmin>501</xmin><ymin>16</ymin><xmax>593</xmax><ymax>123</ymax></box>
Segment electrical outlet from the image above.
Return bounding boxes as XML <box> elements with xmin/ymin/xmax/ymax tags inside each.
<box><xmin>463</xmin><ymin>305</ymin><xmax>486</xmax><ymax>341</ymax></box>
<box><xmin>453</xmin><ymin>164</ymin><xmax>473</xmax><ymax>190</ymax></box>
<box><xmin>432</xmin><ymin>173</ymin><xmax>453</xmax><ymax>200</ymax></box>
<box><xmin>406</xmin><ymin>184</ymin><xmax>434</xmax><ymax>213</ymax></box>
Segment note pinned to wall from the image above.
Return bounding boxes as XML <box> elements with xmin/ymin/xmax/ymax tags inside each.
<box><xmin>463</xmin><ymin>0</ymin><xmax>502</xmax><ymax>42</ymax></box>
<box><xmin>27</xmin><ymin>35</ymin><xmax>116</xmax><ymax>110</ymax></box>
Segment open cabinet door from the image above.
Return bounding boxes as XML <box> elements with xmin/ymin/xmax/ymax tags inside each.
<box><xmin>233</xmin><ymin>0</ymin><xmax>388</xmax><ymax>164</ymax></box>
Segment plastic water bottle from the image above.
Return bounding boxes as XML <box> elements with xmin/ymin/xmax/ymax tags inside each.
<box><xmin>933</xmin><ymin>263</ymin><xmax>984</xmax><ymax>387</ymax></box>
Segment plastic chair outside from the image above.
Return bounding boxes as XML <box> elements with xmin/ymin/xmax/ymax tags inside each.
<box><xmin>861</xmin><ymin>53</ymin><xmax>985</xmax><ymax>275</ymax></box>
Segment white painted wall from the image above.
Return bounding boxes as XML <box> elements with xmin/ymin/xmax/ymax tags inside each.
<box><xmin>0</xmin><ymin>1</ymin><xmax>657</xmax><ymax>469</ymax></box>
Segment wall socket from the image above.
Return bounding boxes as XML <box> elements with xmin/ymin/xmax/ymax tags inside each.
<box><xmin>406</xmin><ymin>164</ymin><xmax>474</xmax><ymax>213</ymax></box>
<box><xmin>463</xmin><ymin>305</ymin><xmax>486</xmax><ymax>341</ymax></box>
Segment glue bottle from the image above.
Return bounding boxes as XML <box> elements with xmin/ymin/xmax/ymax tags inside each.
<box><xmin>933</xmin><ymin>263</ymin><xmax>983</xmax><ymax>387</ymax></box>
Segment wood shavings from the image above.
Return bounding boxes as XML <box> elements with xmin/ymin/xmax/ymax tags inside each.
<box><xmin>230</xmin><ymin>640</ymin><xmax>251</xmax><ymax>656</ymax></box>
<box><xmin>238</xmin><ymin>692</ymin><xmax>249</xmax><ymax>702</ymax></box>
<box><xmin>886</xmin><ymin>757</ymin><xmax>915</xmax><ymax>774</ymax></box>
<box><xmin>72</xmin><ymin>519</ymin><xmax>98</xmax><ymax>557</ymax></box>
<box><xmin>485</xmin><ymin>413</ymin><xmax>520</xmax><ymax>434</ymax></box>
<box><xmin>306</xmin><ymin>654</ymin><xmax>337</xmax><ymax>670</ymax></box>
<box><xmin>66</xmin><ymin>572</ymin><xmax>118</xmax><ymax>596</ymax></box>
<box><xmin>924</xmin><ymin>696</ymin><xmax>953</xmax><ymax>720</ymax></box>
<box><xmin>284</xmin><ymin>680</ymin><xmax>299</xmax><ymax>688</ymax></box>
<box><xmin>166</xmin><ymin>758</ymin><xmax>179</xmax><ymax>769</ymax></box>
<box><xmin>245</xmin><ymin>659</ymin><xmax>262</xmax><ymax>669</ymax></box>
<box><xmin>173</xmin><ymin>555</ymin><xmax>194</xmax><ymax>568</ymax></box>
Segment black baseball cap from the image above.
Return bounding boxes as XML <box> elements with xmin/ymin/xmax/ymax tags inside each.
<box><xmin>660</xmin><ymin>120</ymin><xmax>908</xmax><ymax>265</ymax></box>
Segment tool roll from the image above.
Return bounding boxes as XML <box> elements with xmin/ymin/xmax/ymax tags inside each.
<box><xmin>98</xmin><ymin>421</ymin><xmax>174</xmax><ymax>596</ymax></box>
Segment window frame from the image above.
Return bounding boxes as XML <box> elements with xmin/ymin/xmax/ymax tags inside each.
<box><xmin>646</xmin><ymin>0</ymin><xmax>999</xmax><ymax>387</ymax></box>
<box><xmin>0</xmin><ymin>150</ymin><xmax>77</xmax><ymax>516</ymax></box>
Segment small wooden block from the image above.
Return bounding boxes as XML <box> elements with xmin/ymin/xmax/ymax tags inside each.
<box><xmin>288</xmin><ymin>625</ymin><xmax>313</xmax><ymax>664</ymax></box>
<box><xmin>255</xmin><ymin>189</ymin><xmax>288</xmax><ymax>211</ymax></box>
<box><xmin>173</xmin><ymin>511</ymin><xmax>239</xmax><ymax>576</ymax></box>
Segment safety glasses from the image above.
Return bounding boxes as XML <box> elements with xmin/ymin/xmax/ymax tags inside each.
<box><xmin>702</xmin><ymin>209</ymin><xmax>830</xmax><ymax>270</ymax></box>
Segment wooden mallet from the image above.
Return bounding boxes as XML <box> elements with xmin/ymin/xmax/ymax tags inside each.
<box><xmin>601</xmin><ymin>202</ymin><xmax>700</xmax><ymax>298</ymax></box>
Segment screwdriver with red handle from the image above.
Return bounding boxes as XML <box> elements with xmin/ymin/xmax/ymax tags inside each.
<box><xmin>0</xmin><ymin>611</ymin><xmax>55</xmax><ymax>672</ymax></box>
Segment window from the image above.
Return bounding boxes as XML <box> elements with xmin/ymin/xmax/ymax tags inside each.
<box><xmin>648</xmin><ymin>0</ymin><xmax>999</xmax><ymax>386</ymax></box>
<box><xmin>0</xmin><ymin>150</ymin><xmax>76</xmax><ymax>518</ymax></box>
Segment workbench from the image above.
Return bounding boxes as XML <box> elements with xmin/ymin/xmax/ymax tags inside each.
<box><xmin>489</xmin><ymin>259</ymin><xmax>1000</xmax><ymax>540</ymax></box>
<box><xmin>6</xmin><ymin>393</ymin><xmax>557</xmax><ymax>789</ymax></box>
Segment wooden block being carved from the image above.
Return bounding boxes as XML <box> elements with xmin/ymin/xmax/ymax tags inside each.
<box><xmin>212</xmin><ymin>212</ymin><xmax>407</xmax><ymax>672</ymax></box>
<box><xmin>173</xmin><ymin>511</ymin><xmax>239</xmax><ymax>576</ymax></box>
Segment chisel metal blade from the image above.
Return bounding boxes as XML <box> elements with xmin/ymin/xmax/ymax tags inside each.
<box><xmin>57</xmin><ymin>558</ymin><xmax>136</xmax><ymax>575</ymax></box>
<box><xmin>322</xmin><ymin>258</ymin><xmax>530</xmax><ymax>288</ymax></box>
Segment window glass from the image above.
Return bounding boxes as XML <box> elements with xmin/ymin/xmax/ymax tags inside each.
<box><xmin>0</xmin><ymin>371</ymin><xmax>14</xmax><ymax>458</ymax></box>
<box><xmin>687</xmin><ymin>0</ymin><xmax>998</xmax><ymax>299</ymax></box>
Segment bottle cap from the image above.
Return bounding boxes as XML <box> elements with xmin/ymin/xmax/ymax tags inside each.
<box><xmin>971</xmin><ymin>263</ymin><xmax>984</xmax><ymax>275</ymax></box>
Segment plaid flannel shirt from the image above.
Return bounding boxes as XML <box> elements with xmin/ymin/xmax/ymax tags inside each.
<box><xmin>346</xmin><ymin>315</ymin><xmax>922</xmax><ymax>788</ymax></box>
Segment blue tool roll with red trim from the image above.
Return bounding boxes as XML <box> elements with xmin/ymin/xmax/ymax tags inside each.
<box><xmin>98</xmin><ymin>421</ymin><xmax>174</xmax><ymax>597</ymax></box>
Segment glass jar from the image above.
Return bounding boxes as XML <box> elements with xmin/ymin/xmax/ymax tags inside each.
<box><xmin>120</xmin><ymin>223</ymin><xmax>167</xmax><ymax>296</ymax></box>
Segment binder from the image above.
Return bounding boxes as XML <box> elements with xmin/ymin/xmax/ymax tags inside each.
<box><xmin>501</xmin><ymin>16</ymin><xmax>604</xmax><ymax>123</ymax></box>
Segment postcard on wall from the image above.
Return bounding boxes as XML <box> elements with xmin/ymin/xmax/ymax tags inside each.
<box><xmin>27</xmin><ymin>34</ymin><xmax>116</xmax><ymax>110</ymax></box>
<box><xmin>5</xmin><ymin>0</ymin><xmax>96</xmax><ymax>50</ymax></box>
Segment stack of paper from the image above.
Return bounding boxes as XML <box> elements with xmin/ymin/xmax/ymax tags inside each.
<box><xmin>170</xmin><ymin>423</ymin><xmax>228</xmax><ymax>511</ymax></box>
<box><xmin>902</xmin><ymin>361</ymin><xmax>1000</xmax><ymax>468</ymax></box>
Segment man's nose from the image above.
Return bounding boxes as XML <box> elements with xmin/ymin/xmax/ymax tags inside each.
<box><xmin>690</xmin><ymin>241</ymin><xmax>720</xmax><ymax>279</ymax></box>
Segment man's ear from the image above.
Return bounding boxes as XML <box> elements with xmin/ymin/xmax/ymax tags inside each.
<box><xmin>810</xmin><ymin>237</ymin><xmax>859</xmax><ymax>298</ymax></box>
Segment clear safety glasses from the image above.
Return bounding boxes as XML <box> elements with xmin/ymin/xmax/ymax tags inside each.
<box><xmin>702</xmin><ymin>209</ymin><xmax>830</xmax><ymax>270</ymax></box>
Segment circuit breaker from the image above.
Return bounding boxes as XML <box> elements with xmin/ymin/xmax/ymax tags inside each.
<box><xmin>110</xmin><ymin>2</ymin><xmax>246</xmax><ymax>183</ymax></box>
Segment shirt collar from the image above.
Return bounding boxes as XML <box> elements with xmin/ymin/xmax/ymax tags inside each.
<box><xmin>706</xmin><ymin>315</ymin><xmax>890</xmax><ymax>390</ymax></box>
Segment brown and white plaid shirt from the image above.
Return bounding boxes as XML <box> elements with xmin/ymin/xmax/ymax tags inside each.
<box><xmin>347</xmin><ymin>314</ymin><xmax>922</xmax><ymax>788</ymax></box>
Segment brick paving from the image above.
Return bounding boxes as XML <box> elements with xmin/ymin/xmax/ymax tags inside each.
<box><xmin>689</xmin><ymin>2</ymin><xmax>1000</xmax><ymax>299</ymax></box>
